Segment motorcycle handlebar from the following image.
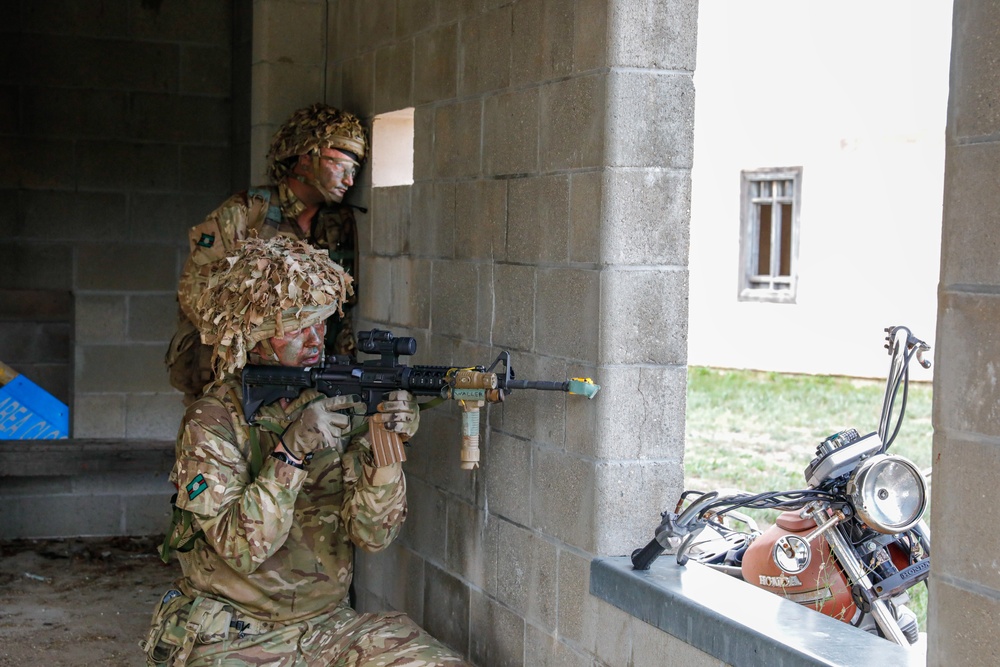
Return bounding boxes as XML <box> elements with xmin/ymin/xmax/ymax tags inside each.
<box><xmin>631</xmin><ymin>492</ymin><xmax>719</xmax><ymax>571</ymax></box>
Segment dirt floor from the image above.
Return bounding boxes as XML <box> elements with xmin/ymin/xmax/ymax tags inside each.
<box><xmin>0</xmin><ymin>535</ymin><xmax>180</xmax><ymax>667</ymax></box>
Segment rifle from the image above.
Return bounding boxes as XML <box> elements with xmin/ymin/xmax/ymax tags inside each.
<box><xmin>242</xmin><ymin>329</ymin><xmax>600</xmax><ymax>468</ymax></box>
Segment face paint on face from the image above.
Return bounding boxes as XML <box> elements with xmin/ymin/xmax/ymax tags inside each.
<box><xmin>269</xmin><ymin>323</ymin><xmax>326</xmax><ymax>367</ymax></box>
<box><xmin>310</xmin><ymin>149</ymin><xmax>359</xmax><ymax>204</ymax></box>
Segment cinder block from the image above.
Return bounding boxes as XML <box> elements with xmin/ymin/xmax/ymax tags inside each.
<box><xmin>430</xmin><ymin>260</ymin><xmax>479</xmax><ymax>339</ymax></box>
<box><xmin>569</xmin><ymin>170</ymin><xmax>601</xmax><ymax>264</ymax></box>
<box><xmin>128</xmin><ymin>294</ymin><xmax>178</xmax><ymax>343</ymax></box>
<box><xmin>390</xmin><ymin>257</ymin><xmax>431</xmax><ymax>329</ymax></box>
<box><xmin>0</xmin><ymin>476</ymin><xmax>73</xmax><ymax>496</ymax></box>
<box><xmin>132</xmin><ymin>193</ymin><xmax>226</xmax><ymax>244</ymax></box>
<box><xmin>72</xmin><ymin>393</ymin><xmax>126</xmax><ymax>439</ymax></box>
<box><xmin>493</xmin><ymin>352</ymin><xmax>568</xmax><ymax>447</ymax></box>
<box><xmin>511</xmin><ymin>0</ymin><xmax>574</xmax><ymax>87</ymax></box>
<box><xmin>607</xmin><ymin>0</ymin><xmax>699</xmax><ymax>71</ymax></box>
<box><xmin>21</xmin><ymin>87</ymin><xmax>128</xmax><ymax>140</ymax></box>
<box><xmin>540</xmin><ymin>73</ymin><xmax>606</xmax><ymax>172</ymax></box>
<box><xmin>76</xmin><ymin>243</ymin><xmax>178</xmax><ymax>292</ymax></box>
<box><xmin>76</xmin><ymin>140</ymin><xmax>178</xmax><ymax>191</ymax></box>
<box><xmin>398</xmin><ymin>476</ymin><xmax>448</xmax><ymax>564</ymax></box>
<box><xmin>126</xmin><ymin>393</ymin><xmax>185</xmax><ymax>440</ymax></box>
<box><xmin>489</xmin><ymin>263</ymin><xmax>534</xmax><ymax>351</ymax></box>
<box><xmin>180</xmin><ymin>45</ymin><xmax>231</xmax><ymax>96</ymax></box>
<box><xmin>535</xmin><ymin>267</ymin><xmax>599</xmax><ymax>361</ymax></box>
<box><xmin>13</xmin><ymin>363</ymin><xmax>69</xmax><ymax>404</ymax></box>
<box><xmin>445</xmin><ymin>498</ymin><xmax>499</xmax><ymax>596</ymax></box>
<box><xmin>360</xmin><ymin>0</ymin><xmax>397</xmax><ymax>50</ymax></box>
<box><xmin>455</xmin><ymin>179</ymin><xmax>507</xmax><ymax>261</ymax></box>
<box><xmin>422</xmin><ymin>562</ymin><xmax>470</xmax><ymax>657</ymax></box>
<box><xmin>179</xmin><ymin>145</ymin><xmax>233</xmax><ymax>194</ymax></box>
<box><xmin>588</xmin><ymin>364</ymin><xmax>685</xmax><ymax>460</ymax></box>
<box><xmin>253</xmin><ymin>1</ymin><xmax>325</xmax><ymax>68</ymax></box>
<box><xmin>482</xmin><ymin>432</ymin><xmax>532</xmax><ymax>525</ymax></box>
<box><xmin>524</xmin><ymin>625</ymin><xmax>592</xmax><ymax>667</ymax></box>
<box><xmin>927</xmin><ymin>579</ymin><xmax>1000</xmax><ymax>667</ymax></box>
<box><xmin>130</xmin><ymin>93</ymin><xmax>231</xmax><ymax>144</ymax></box>
<box><xmin>75</xmin><ymin>295</ymin><xmax>126</xmax><ymax>345</ymax></box>
<box><xmin>250</xmin><ymin>62</ymin><xmax>325</xmax><ymax>132</ymax></box>
<box><xmin>0</xmin><ymin>137</ymin><xmax>77</xmax><ymax>190</ymax></box>
<box><xmin>357</xmin><ymin>254</ymin><xmax>393</xmax><ymax>323</ymax></box>
<box><xmin>0</xmin><ymin>321</ymin><xmax>69</xmax><ymax>363</ymax></box>
<box><xmin>483</xmin><ymin>87</ymin><xmax>540</xmax><ymax>177</ymax></box>
<box><xmin>21</xmin><ymin>190</ymin><xmax>128</xmax><ymax>242</ymax></box>
<box><xmin>341</xmin><ymin>52</ymin><xmax>376</xmax><ymax>121</ymax></box>
<box><xmin>0</xmin><ymin>241</ymin><xmax>72</xmax><ymax>290</ymax></box>
<box><xmin>556</xmin><ymin>549</ymin><xmax>600</xmax><ymax>652</ymax></box>
<box><xmin>507</xmin><ymin>175</ymin><xmax>569</xmax><ymax>264</ymax></box>
<box><xmin>940</xmin><ymin>142</ymin><xmax>1000</xmax><ymax>286</ymax></box>
<box><xmin>414</xmin><ymin>24</ymin><xmax>458</xmax><ymax>106</ymax></box>
<box><xmin>496</xmin><ymin>519</ymin><xmax>557</xmax><ymax>628</ymax></box>
<box><xmin>130</xmin><ymin>0</ymin><xmax>231</xmax><ymax>46</ymax></box>
<box><xmin>459</xmin><ymin>7</ymin><xmax>513</xmax><ymax>96</ymax></box>
<box><xmin>395</xmin><ymin>0</ymin><xmax>437</xmax><ymax>38</ymax></box>
<box><xmin>333</xmin><ymin>0</ymin><xmax>363</xmax><ymax>59</ymax></box>
<box><xmin>371</xmin><ymin>185</ymin><xmax>412</xmax><ymax>255</ymax></box>
<box><xmin>606</xmin><ymin>69</ymin><xmax>695</xmax><ymax>169</ymax></box>
<box><xmin>0</xmin><ymin>188</ymin><xmax>17</xmax><ymax>237</ymax></box>
<box><xmin>381</xmin><ymin>545</ymin><xmax>427</xmax><ymax>624</ymax></box>
<box><xmin>26</xmin><ymin>34</ymin><xmax>178</xmax><ymax>92</ymax></box>
<box><xmin>0</xmin><ymin>288</ymin><xmax>71</xmax><ymax>321</ymax></box>
<box><xmin>935</xmin><ymin>292</ymin><xmax>1000</xmax><ymax>437</ymax></box>
<box><xmin>124</xmin><ymin>490</ymin><xmax>175</xmax><ymax>536</ymax></box>
<box><xmin>76</xmin><ymin>344</ymin><xmax>173</xmax><ymax>393</ymax></box>
<box><xmin>592</xmin><ymin>460</ymin><xmax>684</xmax><ymax>556</ymax></box>
<box><xmin>469</xmin><ymin>588</ymin><xmax>526</xmax><ymax>667</ymax></box>
<box><xmin>930</xmin><ymin>433</ymin><xmax>1000</xmax><ymax>590</ymax></box>
<box><xmin>600</xmin><ymin>267</ymin><xmax>688</xmax><ymax>365</ymax></box>
<box><xmin>947</xmin><ymin>1</ymin><xmax>1000</xmax><ymax>139</ymax></box>
<box><xmin>530</xmin><ymin>449</ymin><xmax>595</xmax><ymax>551</ymax></box>
<box><xmin>22</xmin><ymin>0</ymin><xmax>127</xmax><ymax>38</ymax></box>
<box><xmin>601</xmin><ymin>168</ymin><xmax>691</xmax><ymax>265</ymax></box>
<box><xmin>410</xmin><ymin>181</ymin><xmax>456</xmax><ymax>259</ymax></box>
<box><xmin>432</xmin><ymin>99</ymin><xmax>482</xmax><ymax>179</ymax></box>
<box><xmin>374</xmin><ymin>40</ymin><xmax>414</xmax><ymax>114</ymax></box>
<box><xmin>630</xmin><ymin>615</ymin><xmax>726</xmax><ymax>667</ymax></box>
<box><xmin>573</xmin><ymin>0</ymin><xmax>608</xmax><ymax>72</ymax></box>
<box><xmin>413</xmin><ymin>106</ymin><xmax>435</xmax><ymax>183</ymax></box>
<box><xmin>0</xmin><ymin>491</ymin><xmax>122</xmax><ymax>539</ymax></box>
<box><xmin>594</xmin><ymin>595</ymin><xmax>632</xmax><ymax>667</ymax></box>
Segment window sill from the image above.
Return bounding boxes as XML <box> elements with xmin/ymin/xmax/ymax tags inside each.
<box><xmin>590</xmin><ymin>556</ymin><xmax>925</xmax><ymax>667</ymax></box>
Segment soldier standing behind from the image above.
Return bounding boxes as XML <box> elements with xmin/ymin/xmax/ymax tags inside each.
<box><xmin>144</xmin><ymin>236</ymin><xmax>469</xmax><ymax>667</ymax></box>
<box><xmin>166</xmin><ymin>103</ymin><xmax>367</xmax><ymax>404</ymax></box>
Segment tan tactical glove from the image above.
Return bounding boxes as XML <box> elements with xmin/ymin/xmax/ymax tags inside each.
<box><xmin>366</xmin><ymin>390</ymin><xmax>419</xmax><ymax>468</ymax></box>
<box><xmin>370</xmin><ymin>390</ymin><xmax>420</xmax><ymax>441</ymax></box>
<box><xmin>282</xmin><ymin>395</ymin><xmax>361</xmax><ymax>459</ymax></box>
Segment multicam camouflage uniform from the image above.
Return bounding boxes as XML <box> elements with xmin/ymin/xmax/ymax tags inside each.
<box><xmin>165</xmin><ymin>182</ymin><xmax>359</xmax><ymax>400</ymax></box>
<box><xmin>143</xmin><ymin>381</ymin><xmax>468</xmax><ymax>666</ymax></box>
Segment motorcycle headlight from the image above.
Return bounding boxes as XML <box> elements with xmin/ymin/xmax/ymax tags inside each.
<box><xmin>847</xmin><ymin>454</ymin><xmax>927</xmax><ymax>533</ymax></box>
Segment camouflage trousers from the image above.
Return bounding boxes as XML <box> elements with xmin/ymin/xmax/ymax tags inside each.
<box><xmin>144</xmin><ymin>591</ymin><xmax>470</xmax><ymax>667</ymax></box>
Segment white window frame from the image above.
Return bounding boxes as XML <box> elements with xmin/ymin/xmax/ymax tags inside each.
<box><xmin>738</xmin><ymin>167</ymin><xmax>803</xmax><ymax>304</ymax></box>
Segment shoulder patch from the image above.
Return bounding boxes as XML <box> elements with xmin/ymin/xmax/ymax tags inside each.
<box><xmin>186</xmin><ymin>473</ymin><xmax>208</xmax><ymax>501</ymax></box>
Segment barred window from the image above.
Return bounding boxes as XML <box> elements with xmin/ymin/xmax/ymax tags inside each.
<box><xmin>738</xmin><ymin>167</ymin><xmax>802</xmax><ymax>303</ymax></box>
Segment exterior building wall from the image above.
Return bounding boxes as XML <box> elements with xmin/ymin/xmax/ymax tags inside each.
<box><xmin>0</xmin><ymin>0</ymin><xmax>235</xmax><ymax>439</ymax></box>
<box><xmin>255</xmin><ymin>0</ymin><xmax>698</xmax><ymax>663</ymax></box>
<box><xmin>930</xmin><ymin>0</ymin><xmax>1000</xmax><ymax>663</ymax></box>
<box><xmin>688</xmin><ymin>0</ymin><xmax>952</xmax><ymax>379</ymax></box>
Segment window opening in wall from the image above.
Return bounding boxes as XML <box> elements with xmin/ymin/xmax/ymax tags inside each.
<box><xmin>738</xmin><ymin>167</ymin><xmax>802</xmax><ymax>303</ymax></box>
<box><xmin>371</xmin><ymin>108</ymin><xmax>414</xmax><ymax>188</ymax></box>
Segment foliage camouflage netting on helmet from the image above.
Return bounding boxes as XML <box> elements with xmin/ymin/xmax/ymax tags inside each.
<box><xmin>195</xmin><ymin>235</ymin><xmax>354</xmax><ymax>376</ymax></box>
<box><xmin>266</xmin><ymin>103</ymin><xmax>369</xmax><ymax>183</ymax></box>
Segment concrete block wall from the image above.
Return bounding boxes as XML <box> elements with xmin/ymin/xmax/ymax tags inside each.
<box><xmin>930</xmin><ymin>0</ymin><xmax>1000</xmax><ymax>662</ymax></box>
<box><xmin>0</xmin><ymin>0</ymin><xmax>235</xmax><ymax>440</ymax></box>
<box><xmin>313</xmin><ymin>0</ymin><xmax>697</xmax><ymax>663</ymax></box>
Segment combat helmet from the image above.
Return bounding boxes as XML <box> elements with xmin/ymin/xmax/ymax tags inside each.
<box><xmin>266</xmin><ymin>103</ymin><xmax>369</xmax><ymax>183</ymax></box>
<box><xmin>194</xmin><ymin>235</ymin><xmax>354</xmax><ymax>378</ymax></box>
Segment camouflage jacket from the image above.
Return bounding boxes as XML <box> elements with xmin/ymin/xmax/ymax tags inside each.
<box><xmin>176</xmin><ymin>181</ymin><xmax>359</xmax><ymax>350</ymax></box>
<box><xmin>170</xmin><ymin>379</ymin><xmax>406</xmax><ymax>623</ymax></box>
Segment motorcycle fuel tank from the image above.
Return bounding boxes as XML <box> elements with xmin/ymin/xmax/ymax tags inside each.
<box><xmin>741</xmin><ymin>511</ymin><xmax>858</xmax><ymax>623</ymax></box>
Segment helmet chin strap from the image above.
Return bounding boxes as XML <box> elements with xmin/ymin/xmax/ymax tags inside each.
<box><xmin>248</xmin><ymin>339</ymin><xmax>279</xmax><ymax>365</ymax></box>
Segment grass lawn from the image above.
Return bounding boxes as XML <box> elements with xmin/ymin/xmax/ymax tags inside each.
<box><xmin>683</xmin><ymin>366</ymin><xmax>934</xmax><ymax>629</ymax></box>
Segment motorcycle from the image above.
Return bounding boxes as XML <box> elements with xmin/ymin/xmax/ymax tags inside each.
<box><xmin>631</xmin><ymin>326</ymin><xmax>932</xmax><ymax>646</ymax></box>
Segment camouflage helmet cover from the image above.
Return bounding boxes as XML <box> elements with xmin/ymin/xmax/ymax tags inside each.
<box><xmin>195</xmin><ymin>235</ymin><xmax>354</xmax><ymax>377</ymax></box>
<box><xmin>266</xmin><ymin>103</ymin><xmax>369</xmax><ymax>182</ymax></box>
